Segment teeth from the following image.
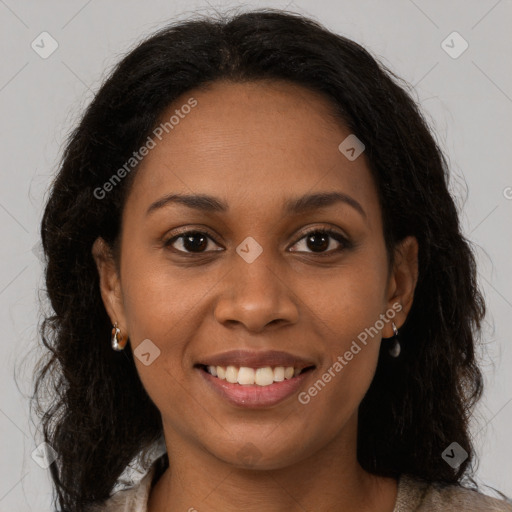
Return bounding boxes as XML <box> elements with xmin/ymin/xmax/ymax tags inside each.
<box><xmin>255</xmin><ymin>367</ymin><xmax>274</xmax><ymax>386</ymax></box>
<box><xmin>205</xmin><ymin>365</ymin><xmax>307</xmax><ymax>386</ymax></box>
<box><xmin>284</xmin><ymin>366</ymin><xmax>294</xmax><ymax>379</ymax></box>
<box><xmin>237</xmin><ymin>367</ymin><xmax>255</xmax><ymax>385</ymax></box>
<box><xmin>273</xmin><ymin>366</ymin><xmax>285</xmax><ymax>382</ymax></box>
<box><xmin>225</xmin><ymin>365</ymin><xmax>238</xmax><ymax>384</ymax></box>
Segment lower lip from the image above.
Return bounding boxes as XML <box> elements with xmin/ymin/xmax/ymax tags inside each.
<box><xmin>197</xmin><ymin>367</ymin><xmax>314</xmax><ymax>408</ymax></box>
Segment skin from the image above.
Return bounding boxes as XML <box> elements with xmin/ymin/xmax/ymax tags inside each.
<box><xmin>92</xmin><ymin>79</ymin><xmax>418</xmax><ymax>512</ymax></box>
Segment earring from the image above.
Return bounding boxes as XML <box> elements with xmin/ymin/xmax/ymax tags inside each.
<box><xmin>111</xmin><ymin>322</ymin><xmax>128</xmax><ymax>351</ymax></box>
<box><xmin>387</xmin><ymin>322</ymin><xmax>401</xmax><ymax>358</ymax></box>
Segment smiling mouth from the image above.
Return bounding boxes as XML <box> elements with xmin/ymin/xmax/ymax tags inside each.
<box><xmin>197</xmin><ymin>364</ymin><xmax>315</xmax><ymax>387</ymax></box>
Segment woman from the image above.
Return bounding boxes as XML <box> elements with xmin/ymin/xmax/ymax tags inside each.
<box><xmin>33</xmin><ymin>8</ymin><xmax>512</xmax><ymax>512</ymax></box>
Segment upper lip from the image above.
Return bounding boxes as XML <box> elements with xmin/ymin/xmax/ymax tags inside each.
<box><xmin>197</xmin><ymin>350</ymin><xmax>316</xmax><ymax>370</ymax></box>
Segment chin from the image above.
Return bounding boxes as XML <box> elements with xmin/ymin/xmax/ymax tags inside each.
<box><xmin>204</xmin><ymin>432</ymin><xmax>316</xmax><ymax>471</ymax></box>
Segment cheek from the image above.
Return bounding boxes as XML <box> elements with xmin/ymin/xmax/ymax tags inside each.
<box><xmin>298</xmin><ymin>254</ymin><xmax>387</xmax><ymax>406</ymax></box>
<box><xmin>120</xmin><ymin>246</ymin><xmax>208</xmax><ymax>341</ymax></box>
<box><xmin>119</xmin><ymin>251</ymin><xmax>197</xmax><ymax>395</ymax></box>
<box><xmin>298</xmin><ymin>308</ymin><xmax>383</xmax><ymax>439</ymax></box>
<box><xmin>306</xmin><ymin>252</ymin><xmax>388</xmax><ymax>345</ymax></box>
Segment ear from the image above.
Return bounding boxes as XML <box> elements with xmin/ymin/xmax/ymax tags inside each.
<box><xmin>91</xmin><ymin>237</ymin><xmax>128</xmax><ymax>335</ymax></box>
<box><xmin>383</xmin><ymin>235</ymin><xmax>419</xmax><ymax>337</ymax></box>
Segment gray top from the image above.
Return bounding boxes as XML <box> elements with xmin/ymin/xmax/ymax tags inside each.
<box><xmin>92</xmin><ymin>462</ymin><xmax>512</xmax><ymax>511</ymax></box>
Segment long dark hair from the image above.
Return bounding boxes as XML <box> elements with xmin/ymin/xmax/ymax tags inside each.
<box><xmin>32</xmin><ymin>8</ymin><xmax>487</xmax><ymax>511</ymax></box>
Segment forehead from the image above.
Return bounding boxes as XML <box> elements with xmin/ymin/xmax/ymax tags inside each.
<box><xmin>125</xmin><ymin>79</ymin><xmax>380</xmax><ymax>226</ymax></box>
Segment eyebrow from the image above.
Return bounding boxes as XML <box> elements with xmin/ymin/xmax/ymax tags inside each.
<box><xmin>146</xmin><ymin>191</ymin><xmax>366</xmax><ymax>220</ymax></box>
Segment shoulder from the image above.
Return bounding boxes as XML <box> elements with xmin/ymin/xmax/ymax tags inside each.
<box><xmin>396</xmin><ymin>474</ymin><xmax>512</xmax><ymax>512</ymax></box>
<box><xmin>87</xmin><ymin>438</ymin><xmax>167</xmax><ymax>511</ymax></box>
<box><xmin>87</xmin><ymin>467</ymin><xmax>155</xmax><ymax>512</ymax></box>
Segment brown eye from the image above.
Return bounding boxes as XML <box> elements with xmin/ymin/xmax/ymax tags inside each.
<box><xmin>165</xmin><ymin>231</ymin><xmax>222</xmax><ymax>254</ymax></box>
<box><xmin>290</xmin><ymin>229</ymin><xmax>349</xmax><ymax>254</ymax></box>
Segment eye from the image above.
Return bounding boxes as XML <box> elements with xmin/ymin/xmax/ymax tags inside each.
<box><xmin>164</xmin><ymin>230</ymin><xmax>223</xmax><ymax>254</ymax></box>
<box><xmin>164</xmin><ymin>227</ymin><xmax>350</xmax><ymax>256</ymax></box>
<box><xmin>289</xmin><ymin>228</ymin><xmax>349</xmax><ymax>255</ymax></box>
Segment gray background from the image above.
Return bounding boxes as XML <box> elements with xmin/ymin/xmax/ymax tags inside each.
<box><xmin>1</xmin><ymin>0</ymin><xmax>511</xmax><ymax>510</ymax></box>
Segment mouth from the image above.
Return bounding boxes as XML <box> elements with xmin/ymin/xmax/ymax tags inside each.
<box><xmin>197</xmin><ymin>363</ymin><xmax>315</xmax><ymax>386</ymax></box>
<box><xmin>195</xmin><ymin>349</ymin><xmax>316</xmax><ymax>407</ymax></box>
<box><xmin>196</xmin><ymin>364</ymin><xmax>315</xmax><ymax>409</ymax></box>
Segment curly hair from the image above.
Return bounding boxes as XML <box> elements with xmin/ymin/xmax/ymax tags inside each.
<box><xmin>32</xmin><ymin>8</ymin><xmax>487</xmax><ymax>511</ymax></box>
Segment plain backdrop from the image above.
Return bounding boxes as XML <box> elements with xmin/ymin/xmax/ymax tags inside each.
<box><xmin>1</xmin><ymin>0</ymin><xmax>511</xmax><ymax>510</ymax></box>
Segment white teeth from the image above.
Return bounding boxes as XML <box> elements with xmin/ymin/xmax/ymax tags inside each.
<box><xmin>205</xmin><ymin>365</ymin><xmax>308</xmax><ymax>386</ymax></box>
<box><xmin>237</xmin><ymin>367</ymin><xmax>255</xmax><ymax>385</ymax></box>
<box><xmin>273</xmin><ymin>366</ymin><xmax>285</xmax><ymax>382</ymax></box>
<box><xmin>255</xmin><ymin>367</ymin><xmax>274</xmax><ymax>386</ymax></box>
<box><xmin>225</xmin><ymin>365</ymin><xmax>238</xmax><ymax>384</ymax></box>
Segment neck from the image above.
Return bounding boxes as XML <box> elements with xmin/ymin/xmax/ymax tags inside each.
<box><xmin>147</xmin><ymin>416</ymin><xmax>398</xmax><ymax>512</ymax></box>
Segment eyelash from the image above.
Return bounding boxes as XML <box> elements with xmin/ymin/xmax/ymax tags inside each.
<box><xmin>163</xmin><ymin>227</ymin><xmax>351</xmax><ymax>257</ymax></box>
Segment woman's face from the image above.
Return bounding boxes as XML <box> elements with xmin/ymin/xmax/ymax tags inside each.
<box><xmin>94</xmin><ymin>79</ymin><xmax>417</xmax><ymax>470</ymax></box>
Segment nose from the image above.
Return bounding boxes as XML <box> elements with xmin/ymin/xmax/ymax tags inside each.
<box><xmin>214</xmin><ymin>250</ymin><xmax>300</xmax><ymax>333</ymax></box>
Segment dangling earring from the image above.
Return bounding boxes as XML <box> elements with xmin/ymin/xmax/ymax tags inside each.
<box><xmin>111</xmin><ymin>322</ymin><xmax>127</xmax><ymax>351</ymax></box>
<box><xmin>387</xmin><ymin>321</ymin><xmax>401</xmax><ymax>358</ymax></box>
